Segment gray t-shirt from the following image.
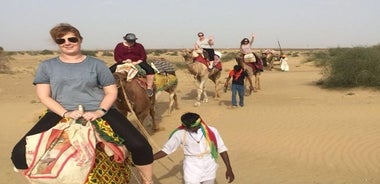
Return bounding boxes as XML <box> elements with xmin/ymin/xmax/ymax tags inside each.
<box><xmin>33</xmin><ymin>56</ymin><xmax>115</xmax><ymax>111</ymax></box>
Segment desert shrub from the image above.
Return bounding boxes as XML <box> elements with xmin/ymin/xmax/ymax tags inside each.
<box><xmin>316</xmin><ymin>45</ymin><xmax>380</xmax><ymax>88</ymax></box>
<box><xmin>168</xmin><ymin>51</ymin><xmax>178</xmax><ymax>56</ymax></box>
<box><xmin>222</xmin><ymin>52</ymin><xmax>237</xmax><ymax>62</ymax></box>
<box><xmin>0</xmin><ymin>50</ymin><xmax>11</xmax><ymax>74</ymax></box>
<box><xmin>173</xmin><ymin>61</ymin><xmax>187</xmax><ymax>70</ymax></box>
<box><xmin>102</xmin><ymin>51</ymin><xmax>113</xmax><ymax>56</ymax></box>
<box><xmin>82</xmin><ymin>50</ymin><xmax>97</xmax><ymax>56</ymax></box>
<box><xmin>40</xmin><ymin>49</ymin><xmax>54</xmax><ymax>55</ymax></box>
<box><xmin>306</xmin><ymin>50</ymin><xmax>330</xmax><ymax>66</ymax></box>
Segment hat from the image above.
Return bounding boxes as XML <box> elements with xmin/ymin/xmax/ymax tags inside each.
<box><xmin>214</xmin><ymin>51</ymin><xmax>222</xmax><ymax>58</ymax></box>
<box><xmin>124</xmin><ymin>33</ymin><xmax>137</xmax><ymax>41</ymax></box>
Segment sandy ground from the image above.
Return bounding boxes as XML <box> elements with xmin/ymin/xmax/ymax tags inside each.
<box><xmin>1</xmin><ymin>52</ymin><xmax>380</xmax><ymax>184</ymax></box>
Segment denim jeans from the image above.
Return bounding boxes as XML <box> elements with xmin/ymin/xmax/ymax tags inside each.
<box><xmin>231</xmin><ymin>84</ymin><xmax>245</xmax><ymax>106</ymax></box>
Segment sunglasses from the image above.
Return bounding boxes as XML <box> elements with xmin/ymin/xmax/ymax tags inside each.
<box><xmin>198</xmin><ymin>35</ymin><xmax>204</xmax><ymax>37</ymax></box>
<box><xmin>55</xmin><ymin>37</ymin><xmax>79</xmax><ymax>44</ymax></box>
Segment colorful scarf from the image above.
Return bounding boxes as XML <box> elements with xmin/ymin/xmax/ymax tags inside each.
<box><xmin>169</xmin><ymin>118</ymin><xmax>219</xmax><ymax>160</ymax></box>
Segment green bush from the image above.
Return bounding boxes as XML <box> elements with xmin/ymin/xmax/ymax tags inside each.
<box><xmin>222</xmin><ymin>52</ymin><xmax>237</xmax><ymax>62</ymax></box>
<box><xmin>102</xmin><ymin>51</ymin><xmax>113</xmax><ymax>56</ymax></box>
<box><xmin>40</xmin><ymin>49</ymin><xmax>54</xmax><ymax>55</ymax></box>
<box><xmin>313</xmin><ymin>45</ymin><xmax>380</xmax><ymax>88</ymax></box>
<box><xmin>82</xmin><ymin>50</ymin><xmax>98</xmax><ymax>56</ymax></box>
<box><xmin>0</xmin><ymin>49</ymin><xmax>11</xmax><ymax>74</ymax></box>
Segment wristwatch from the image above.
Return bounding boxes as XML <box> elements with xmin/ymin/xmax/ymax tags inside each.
<box><xmin>98</xmin><ymin>108</ymin><xmax>108</xmax><ymax>114</ymax></box>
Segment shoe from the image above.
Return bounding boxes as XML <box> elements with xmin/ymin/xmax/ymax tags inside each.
<box><xmin>146</xmin><ymin>89</ymin><xmax>154</xmax><ymax>97</ymax></box>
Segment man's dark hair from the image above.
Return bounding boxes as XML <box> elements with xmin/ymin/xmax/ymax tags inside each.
<box><xmin>181</xmin><ymin>112</ymin><xmax>200</xmax><ymax>128</ymax></box>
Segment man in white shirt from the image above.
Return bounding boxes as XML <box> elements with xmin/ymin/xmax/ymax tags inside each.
<box><xmin>153</xmin><ymin>112</ymin><xmax>235</xmax><ymax>184</ymax></box>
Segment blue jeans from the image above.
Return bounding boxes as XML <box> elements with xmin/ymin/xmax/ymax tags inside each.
<box><xmin>231</xmin><ymin>84</ymin><xmax>245</xmax><ymax>106</ymax></box>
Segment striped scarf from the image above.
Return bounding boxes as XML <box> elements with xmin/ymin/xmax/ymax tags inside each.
<box><xmin>169</xmin><ymin>118</ymin><xmax>219</xmax><ymax>160</ymax></box>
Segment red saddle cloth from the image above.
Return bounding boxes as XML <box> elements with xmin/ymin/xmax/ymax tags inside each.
<box><xmin>193</xmin><ymin>55</ymin><xmax>209</xmax><ymax>67</ymax></box>
<box><xmin>214</xmin><ymin>62</ymin><xmax>222</xmax><ymax>70</ymax></box>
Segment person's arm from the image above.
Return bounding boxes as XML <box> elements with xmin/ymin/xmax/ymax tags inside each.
<box><xmin>36</xmin><ymin>83</ymin><xmax>68</xmax><ymax>118</ymax></box>
<box><xmin>208</xmin><ymin>36</ymin><xmax>214</xmax><ymax>46</ymax></box>
<box><xmin>82</xmin><ymin>84</ymin><xmax>117</xmax><ymax>121</ymax></box>
<box><xmin>132</xmin><ymin>43</ymin><xmax>147</xmax><ymax>65</ymax></box>
<box><xmin>113</xmin><ymin>43</ymin><xmax>124</xmax><ymax>64</ymax></box>
<box><xmin>224</xmin><ymin>75</ymin><xmax>231</xmax><ymax>88</ymax></box>
<box><xmin>220</xmin><ymin>151</ymin><xmax>235</xmax><ymax>183</ymax></box>
<box><xmin>249</xmin><ymin>33</ymin><xmax>255</xmax><ymax>47</ymax></box>
<box><xmin>153</xmin><ymin>150</ymin><xmax>168</xmax><ymax>160</ymax></box>
<box><xmin>97</xmin><ymin>84</ymin><xmax>117</xmax><ymax>111</ymax></box>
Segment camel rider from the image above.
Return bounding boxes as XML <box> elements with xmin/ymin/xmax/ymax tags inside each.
<box><xmin>112</xmin><ymin>33</ymin><xmax>155</xmax><ymax>97</ymax></box>
<box><xmin>194</xmin><ymin>32</ymin><xmax>215</xmax><ymax>69</ymax></box>
<box><xmin>239</xmin><ymin>33</ymin><xmax>256</xmax><ymax>63</ymax></box>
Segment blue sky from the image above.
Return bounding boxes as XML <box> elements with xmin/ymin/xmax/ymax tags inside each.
<box><xmin>1</xmin><ymin>0</ymin><xmax>379</xmax><ymax>51</ymax></box>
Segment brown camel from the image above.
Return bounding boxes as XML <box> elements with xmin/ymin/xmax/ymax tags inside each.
<box><xmin>262</xmin><ymin>49</ymin><xmax>276</xmax><ymax>71</ymax></box>
<box><xmin>182</xmin><ymin>49</ymin><xmax>222</xmax><ymax>106</ymax></box>
<box><xmin>235</xmin><ymin>52</ymin><xmax>263</xmax><ymax>95</ymax></box>
<box><xmin>113</xmin><ymin>72</ymin><xmax>157</xmax><ymax>131</ymax></box>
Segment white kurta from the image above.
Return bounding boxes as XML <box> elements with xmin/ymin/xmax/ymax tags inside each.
<box><xmin>280</xmin><ymin>57</ymin><xmax>290</xmax><ymax>71</ymax></box>
<box><xmin>161</xmin><ymin>127</ymin><xmax>227</xmax><ymax>183</ymax></box>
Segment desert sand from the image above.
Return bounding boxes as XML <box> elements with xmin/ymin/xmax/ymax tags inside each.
<box><xmin>1</xmin><ymin>51</ymin><xmax>380</xmax><ymax>184</ymax></box>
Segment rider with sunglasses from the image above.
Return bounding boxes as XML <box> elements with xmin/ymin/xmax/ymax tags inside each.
<box><xmin>11</xmin><ymin>23</ymin><xmax>154</xmax><ymax>184</ymax></box>
<box><xmin>194</xmin><ymin>32</ymin><xmax>215</xmax><ymax>69</ymax></box>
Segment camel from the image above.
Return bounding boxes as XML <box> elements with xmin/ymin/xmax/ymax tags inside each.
<box><xmin>235</xmin><ymin>52</ymin><xmax>263</xmax><ymax>95</ymax></box>
<box><xmin>182</xmin><ymin>49</ymin><xmax>222</xmax><ymax>106</ymax></box>
<box><xmin>151</xmin><ymin>60</ymin><xmax>179</xmax><ymax>114</ymax></box>
<box><xmin>113</xmin><ymin>72</ymin><xmax>157</xmax><ymax>131</ymax></box>
<box><xmin>262</xmin><ymin>49</ymin><xmax>276</xmax><ymax>71</ymax></box>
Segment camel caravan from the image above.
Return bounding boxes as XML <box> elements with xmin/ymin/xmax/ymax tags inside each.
<box><xmin>15</xmin><ymin>30</ymin><xmax>284</xmax><ymax>183</ymax></box>
<box><xmin>17</xmin><ymin>49</ymin><xmax>283</xmax><ymax>184</ymax></box>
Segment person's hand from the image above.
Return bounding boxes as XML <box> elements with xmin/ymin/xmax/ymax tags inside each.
<box><xmin>225</xmin><ymin>168</ymin><xmax>235</xmax><ymax>183</ymax></box>
<box><xmin>65</xmin><ymin>110</ymin><xmax>84</xmax><ymax>120</ymax></box>
<box><xmin>252</xmin><ymin>32</ymin><xmax>256</xmax><ymax>38</ymax></box>
<box><xmin>209</xmin><ymin>35</ymin><xmax>214</xmax><ymax>40</ymax></box>
<box><xmin>123</xmin><ymin>59</ymin><xmax>132</xmax><ymax>63</ymax></box>
<box><xmin>249</xmin><ymin>85</ymin><xmax>255</xmax><ymax>90</ymax></box>
<box><xmin>82</xmin><ymin>110</ymin><xmax>105</xmax><ymax>121</ymax></box>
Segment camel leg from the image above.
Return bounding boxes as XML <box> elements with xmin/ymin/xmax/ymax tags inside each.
<box><xmin>167</xmin><ymin>92</ymin><xmax>178</xmax><ymax>114</ymax></box>
<box><xmin>255</xmin><ymin>72</ymin><xmax>261</xmax><ymax>90</ymax></box>
<box><xmin>194</xmin><ymin>79</ymin><xmax>206</xmax><ymax>106</ymax></box>
<box><xmin>149</xmin><ymin>99</ymin><xmax>157</xmax><ymax>131</ymax></box>
<box><xmin>201</xmin><ymin>81</ymin><xmax>208</xmax><ymax>103</ymax></box>
<box><xmin>214</xmin><ymin>80</ymin><xmax>221</xmax><ymax>98</ymax></box>
<box><xmin>194</xmin><ymin>87</ymin><xmax>202</xmax><ymax>107</ymax></box>
<box><xmin>173</xmin><ymin>93</ymin><xmax>179</xmax><ymax>110</ymax></box>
